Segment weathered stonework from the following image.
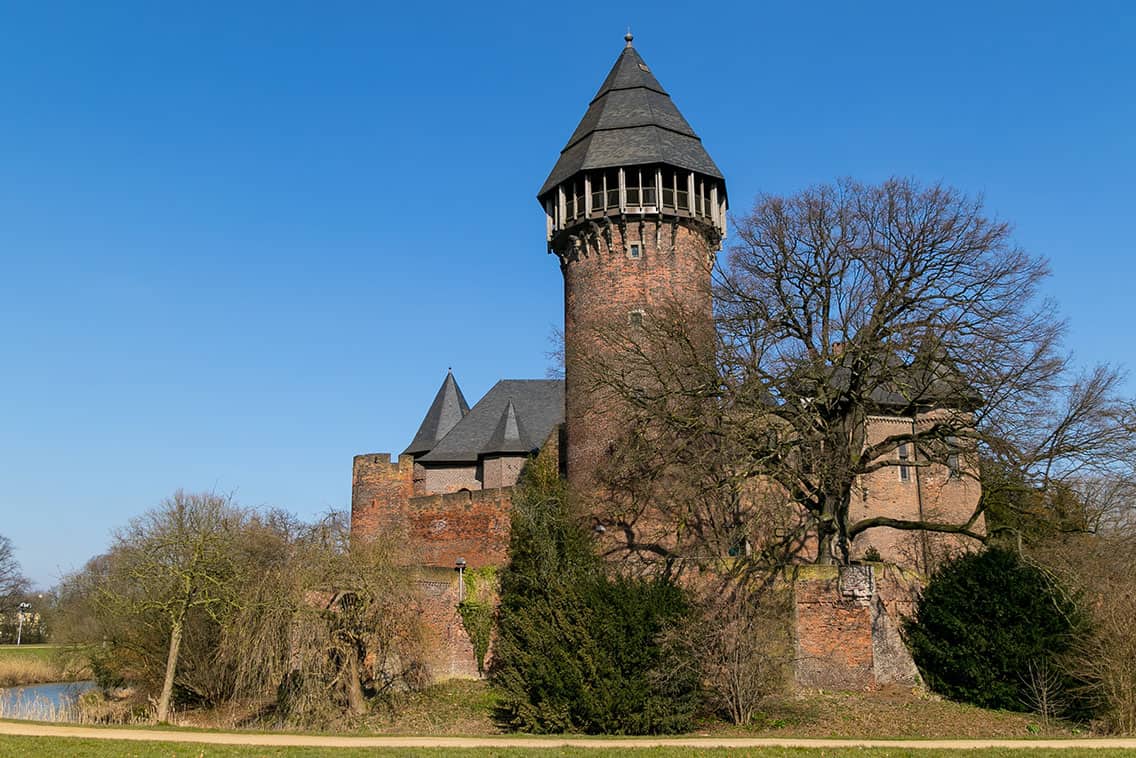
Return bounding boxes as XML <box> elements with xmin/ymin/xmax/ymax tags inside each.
<box><xmin>414</xmin><ymin>567</ymin><xmax>479</xmax><ymax>680</ymax></box>
<box><xmin>792</xmin><ymin>564</ymin><xmax>921</xmax><ymax>690</ymax></box>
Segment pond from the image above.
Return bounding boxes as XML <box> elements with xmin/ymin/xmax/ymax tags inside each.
<box><xmin>0</xmin><ymin>680</ymin><xmax>97</xmax><ymax>721</ymax></box>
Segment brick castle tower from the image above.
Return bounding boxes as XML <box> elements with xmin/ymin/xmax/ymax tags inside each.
<box><xmin>538</xmin><ymin>33</ymin><xmax>727</xmax><ymax>490</ymax></box>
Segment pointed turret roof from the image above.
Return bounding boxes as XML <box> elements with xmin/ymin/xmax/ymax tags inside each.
<box><xmin>482</xmin><ymin>400</ymin><xmax>532</xmax><ymax>455</ymax></box>
<box><xmin>539</xmin><ymin>34</ymin><xmax>724</xmax><ymax>197</ymax></box>
<box><xmin>418</xmin><ymin>380</ymin><xmax>564</xmax><ymax>463</ymax></box>
<box><xmin>403</xmin><ymin>371</ymin><xmax>471</xmax><ymax>456</ymax></box>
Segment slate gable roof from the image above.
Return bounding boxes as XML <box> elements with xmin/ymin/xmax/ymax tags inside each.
<box><xmin>403</xmin><ymin>371</ymin><xmax>471</xmax><ymax>456</ymax></box>
<box><xmin>538</xmin><ymin>40</ymin><xmax>723</xmax><ymax>198</ymax></box>
<box><xmin>418</xmin><ymin>380</ymin><xmax>564</xmax><ymax>463</ymax></box>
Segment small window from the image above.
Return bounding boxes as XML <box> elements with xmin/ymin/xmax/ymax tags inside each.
<box><xmin>898</xmin><ymin>443</ymin><xmax>910</xmax><ymax>482</ymax></box>
<box><xmin>628</xmin><ymin>309</ymin><xmax>644</xmax><ymax>326</ymax></box>
<box><xmin>628</xmin><ymin>242</ymin><xmax>641</xmax><ymax>259</ymax></box>
<box><xmin>946</xmin><ymin>436</ymin><xmax>960</xmax><ymax>478</ymax></box>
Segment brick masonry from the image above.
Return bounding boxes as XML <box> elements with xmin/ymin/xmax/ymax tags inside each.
<box><xmin>414</xmin><ymin>566</ymin><xmax>480</xmax><ymax>680</ymax></box>
<box><xmin>792</xmin><ymin>564</ymin><xmax>922</xmax><ymax>690</ymax></box>
<box><xmin>559</xmin><ymin>218</ymin><xmax>716</xmax><ymax>492</ymax></box>
<box><xmin>852</xmin><ymin>413</ymin><xmax>984</xmax><ymax>570</ymax></box>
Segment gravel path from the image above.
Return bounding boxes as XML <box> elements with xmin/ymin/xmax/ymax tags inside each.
<box><xmin>2</xmin><ymin>721</ymin><xmax>1136</xmax><ymax>750</ymax></box>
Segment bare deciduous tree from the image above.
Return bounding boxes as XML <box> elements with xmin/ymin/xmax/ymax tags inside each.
<box><xmin>589</xmin><ymin>178</ymin><xmax>1132</xmax><ymax>566</ymax></box>
<box><xmin>0</xmin><ymin>536</ymin><xmax>29</xmax><ymax>613</ymax></box>
<box><xmin>98</xmin><ymin>491</ymin><xmax>244</xmax><ymax>722</ymax></box>
<box><xmin>219</xmin><ymin>511</ymin><xmax>428</xmax><ymax>725</ymax></box>
<box><xmin>660</xmin><ymin>582</ymin><xmax>792</xmax><ymax>725</ymax></box>
<box><xmin>1035</xmin><ymin>533</ymin><xmax>1136</xmax><ymax>734</ymax></box>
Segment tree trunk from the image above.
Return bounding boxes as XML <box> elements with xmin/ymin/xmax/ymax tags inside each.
<box><xmin>156</xmin><ymin>618</ymin><xmax>183</xmax><ymax>723</ymax></box>
<box><xmin>343</xmin><ymin>646</ymin><xmax>366</xmax><ymax>716</ymax></box>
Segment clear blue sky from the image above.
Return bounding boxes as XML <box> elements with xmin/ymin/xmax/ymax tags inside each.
<box><xmin>1</xmin><ymin>1</ymin><xmax>1133</xmax><ymax>587</ymax></box>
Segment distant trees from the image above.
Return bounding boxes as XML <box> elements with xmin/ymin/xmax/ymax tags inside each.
<box><xmin>587</xmin><ymin>177</ymin><xmax>1132</xmax><ymax>567</ymax></box>
<box><xmin>0</xmin><ymin>535</ymin><xmax>39</xmax><ymax>644</ymax></box>
<box><xmin>58</xmin><ymin>494</ymin><xmax>427</xmax><ymax>726</ymax></box>
<box><xmin>983</xmin><ymin>364</ymin><xmax>1136</xmax><ymax>543</ymax></box>
<box><xmin>0</xmin><ymin>535</ymin><xmax>29</xmax><ymax>612</ymax></box>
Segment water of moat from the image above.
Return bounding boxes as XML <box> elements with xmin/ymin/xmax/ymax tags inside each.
<box><xmin>0</xmin><ymin>680</ymin><xmax>96</xmax><ymax>721</ymax></box>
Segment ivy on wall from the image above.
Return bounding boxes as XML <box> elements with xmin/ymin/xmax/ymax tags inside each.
<box><xmin>458</xmin><ymin>566</ymin><xmax>498</xmax><ymax>676</ymax></box>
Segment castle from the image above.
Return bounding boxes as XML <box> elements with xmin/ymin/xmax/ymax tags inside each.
<box><xmin>351</xmin><ymin>35</ymin><xmax>980</xmax><ymax>686</ymax></box>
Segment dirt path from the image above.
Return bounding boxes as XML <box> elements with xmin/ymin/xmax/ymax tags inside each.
<box><xmin>2</xmin><ymin>721</ymin><xmax>1135</xmax><ymax>750</ymax></box>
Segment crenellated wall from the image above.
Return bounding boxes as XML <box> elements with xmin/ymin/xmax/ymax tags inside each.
<box><xmin>401</xmin><ymin>488</ymin><xmax>513</xmax><ymax>569</ymax></box>
<box><xmin>351</xmin><ymin>453</ymin><xmax>414</xmax><ymax>538</ymax></box>
<box><xmin>352</xmin><ymin>453</ymin><xmax>512</xmax><ymax>570</ymax></box>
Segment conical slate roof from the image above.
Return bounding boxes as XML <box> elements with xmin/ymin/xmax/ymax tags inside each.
<box><xmin>539</xmin><ymin>36</ymin><xmax>723</xmax><ymax>198</ymax></box>
<box><xmin>403</xmin><ymin>371</ymin><xmax>470</xmax><ymax>456</ymax></box>
<box><xmin>482</xmin><ymin>400</ymin><xmax>532</xmax><ymax>455</ymax></box>
<box><xmin>418</xmin><ymin>380</ymin><xmax>564</xmax><ymax>463</ymax></box>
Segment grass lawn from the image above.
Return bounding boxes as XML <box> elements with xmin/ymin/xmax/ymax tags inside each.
<box><xmin>317</xmin><ymin>681</ymin><xmax>1082</xmax><ymax>741</ymax></box>
<box><xmin>0</xmin><ymin>645</ymin><xmax>59</xmax><ymax>665</ymax></box>
<box><xmin>0</xmin><ymin>738</ymin><xmax>1132</xmax><ymax>758</ymax></box>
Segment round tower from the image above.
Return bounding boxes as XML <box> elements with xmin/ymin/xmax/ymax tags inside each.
<box><xmin>538</xmin><ymin>33</ymin><xmax>728</xmax><ymax>490</ymax></box>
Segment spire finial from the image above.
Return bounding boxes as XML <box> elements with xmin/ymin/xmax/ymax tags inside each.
<box><xmin>624</xmin><ymin>27</ymin><xmax>633</xmax><ymax>47</ymax></box>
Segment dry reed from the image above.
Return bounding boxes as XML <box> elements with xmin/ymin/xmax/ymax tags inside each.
<box><xmin>0</xmin><ymin>657</ymin><xmax>62</xmax><ymax>687</ymax></box>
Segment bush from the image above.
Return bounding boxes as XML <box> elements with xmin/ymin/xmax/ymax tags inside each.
<box><xmin>490</xmin><ymin>454</ymin><xmax>698</xmax><ymax>734</ymax></box>
<box><xmin>903</xmin><ymin>547</ymin><xmax>1089</xmax><ymax>716</ymax></box>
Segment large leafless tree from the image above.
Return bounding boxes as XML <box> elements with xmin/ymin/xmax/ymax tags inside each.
<box><xmin>588</xmin><ymin>178</ymin><xmax>1134</xmax><ymax>566</ymax></box>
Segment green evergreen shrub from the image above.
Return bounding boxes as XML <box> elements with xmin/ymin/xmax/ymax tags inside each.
<box><xmin>903</xmin><ymin>547</ymin><xmax>1089</xmax><ymax>716</ymax></box>
<box><xmin>490</xmin><ymin>454</ymin><xmax>698</xmax><ymax>734</ymax></box>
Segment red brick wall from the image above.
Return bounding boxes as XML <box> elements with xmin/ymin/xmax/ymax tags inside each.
<box><xmin>792</xmin><ymin>564</ymin><xmax>922</xmax><ymax>689</ymax></box>
<box><xmin>351</xmin><ymin>453</ymin><xmax>414</xmax><ymax>538</ymax></box>
<box><xmin>793</xmin><ymin>566</ymin><xmax>876</xmax><ymax>689</ymax></box>
<box><xmin>400</xmin><ymin>488</ymin><xmax>513</xmax><ymax>569</ymax></box>
<box><xmin>851</xmin><ymin>413</ymin><xmax>984</xmax><ymax>570</ymax></box>
<box><xmin>414</xmin><ymin>567</ymin><xmax>480</xmax><ymax>680</ymax></box>
<box><xmin>559</xmin><ymin>219</ymin><xmax>716</xmax><ymax>491</ymax></box>
<box><xmin>352</xmin><ymin>452</ymin><xmax>513</xmax><ymax>570</ymax></box>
